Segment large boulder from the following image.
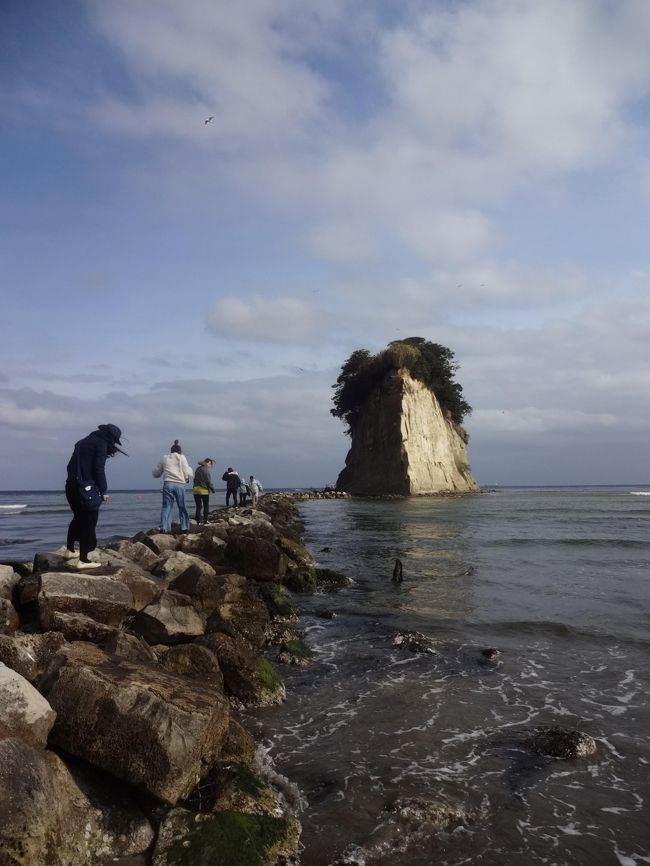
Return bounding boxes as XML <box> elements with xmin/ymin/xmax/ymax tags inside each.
<box><xmin>0</xmin><ymin>737</ymin><xmax>153</xmax><ymax>866</ymax></box>
<box><xmin>0</xmin><ymin>597</ymin><xmax>19</xmax><ymax>634</ymax></box>
<box><xmin>0</xmin><ymin>631</ymin><xmax>66</xmax><ymax>682</ymax></box>
<box><xmin>41</xmin><ymin>611</ymin><xmax>117</xmax><ymax>644</ymax></box>
<box><xmin>106</xmin><ymin>539</ymin><xmax>161</xmax><ymax>571</ymax></box>
<box><xmin>154</xmin><ymin>550</ymin><xmax>217</xmax><ymax>583</ymax></box>
<box><xmin>38</xmin><ymin>642</ymin><xmax>231</xmax><ymax>804</ymax></box>
<box><xmin>168</xmin><ymin>567</ymin><xmax>245</xmax><ymax>613</ymax></box>
<box><xmin>104</xmin><ymin>630</ymin><xmax>157</xmax><ymax>664</ymax></box>
<box><xmin>148</xmin><ymin>533</ymin><xmax>180</xmax><ymax>553</ymax></box>
<box><xmin>178</xmin><ymin>533</ymin><xmax>227</xmax><ymax>566</ymax></box>
<box><xmin>276</xmin><ymin>535</ymin><xmax>315</xmax><ymax>569</ymax></box>
<box><xmin>197</xmin><ymin>632</ymin><xmax>285</xmax><ymax>707</ymax></box>
<box><xmin>152</xmin><ymin>807</ymin><xmax>300</xmax><ymax>866</ymax></box>
<box><xmin>38</xmin><ymin>572</ymin><xmax>133</xmax><ymax>630</ymax></box>
<box><xmin>223</xmin><ymin>533</ymin><xmax>288</xmax><ymax>582</ymax></box>
<box><xmin>206</xmin><ymin>586</ymin><xmax>271</xmax><ymax>650</ymax></box>
<box><xmin>160</xmin><ymin>643</ymin><xmax>224</xmax><ymax>691</ymax></box>
<box><xmin>131</xmin><ymin>590</ymin><xmax>205</xmax><ymax>645</ymax></box>
<box><xmin>0</xmin><ymin>564</ymin><xmax>18</xmax><ymax>600</ymax></box>
<box><xmin>0</xmin><ymin>662</ymin><xmax>56</xmax><ymax>748</ymax></box>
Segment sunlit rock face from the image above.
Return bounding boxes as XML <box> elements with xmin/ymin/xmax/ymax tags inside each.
<box><xmin>336</xmin><ymin>368</ymin><xmax>478</xmax><ymax>496</ymax></box>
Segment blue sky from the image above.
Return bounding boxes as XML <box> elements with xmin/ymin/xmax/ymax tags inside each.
<box><xmin>2</xmin><ymin>0</ymin><xmax>650</xmax><ymax>489</ymax></box>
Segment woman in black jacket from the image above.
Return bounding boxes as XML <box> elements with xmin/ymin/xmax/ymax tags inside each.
<box><xmin>64</xmin><ymin>423</ymin><xmax>124</xmax><ymax>569</ymax></box>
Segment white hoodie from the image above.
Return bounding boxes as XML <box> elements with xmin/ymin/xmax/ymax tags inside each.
<box><xmin>152</xmin><ymin>453</ymin><xmax>193</xmax><ymax>484</ymax></box>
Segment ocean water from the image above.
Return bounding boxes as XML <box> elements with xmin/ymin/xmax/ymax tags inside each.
<box><xmin>248</xmin><ymin>488</ymin><xmax>650</xmax><ymax>866</ymax></box>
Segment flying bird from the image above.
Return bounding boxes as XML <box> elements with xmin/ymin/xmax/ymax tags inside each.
<box><xmin>204</xmin><ymin>116</ymin><xmax>214</xmax><ymax>125</ymax></box>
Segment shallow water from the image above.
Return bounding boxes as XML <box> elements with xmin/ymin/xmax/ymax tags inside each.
<box><xmin>249</xmin><ymin>489</ymin><xmax>650</xmax><ymax>866</ymax></box>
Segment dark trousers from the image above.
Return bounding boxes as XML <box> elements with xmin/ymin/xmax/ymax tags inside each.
<box><xmin>226</xmin><ymin>489</ymin><xmax>238</xmax><ymax>507</ymax></box>
<box><xmin>194</xmin><ymin>493</ymin><xmax>209</xmax><ymax>523</ymax></box>
<box><xmin>65</xmin><ymin>481</ymin><xmax>99</xmax><ymax>561</ymax></box>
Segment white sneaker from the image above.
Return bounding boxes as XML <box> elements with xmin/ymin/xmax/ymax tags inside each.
<box><xmin>55</xmin><ymin>546</ymin><xmax>79</xmax><ymax>560</ymax></box>
<box><xmin>74</xmin><ymin>560</ymin><xmax>101</xmax><ymax>570</ymax></box>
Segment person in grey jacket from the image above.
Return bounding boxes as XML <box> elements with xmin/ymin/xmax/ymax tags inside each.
<box><xmin>192</xmin><ymin>458</ymin><xmax>215</xmax><ymax>524</ymax></box>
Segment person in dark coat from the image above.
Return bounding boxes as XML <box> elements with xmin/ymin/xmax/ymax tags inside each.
<box><xmin>221</xmin><ymin>467</ymin><xmax>241</xmax><ymax>507</ymax></box>
<box><xmin>64</xmin><ymin>424</ymin><xmax>125</xmax><ymax>569</ymax></box>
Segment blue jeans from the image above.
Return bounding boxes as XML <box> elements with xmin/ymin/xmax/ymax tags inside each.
<box><xmin>161</xmin><ymin>482</ymin><xmax>189</xmax><ymax>532</ymax></box>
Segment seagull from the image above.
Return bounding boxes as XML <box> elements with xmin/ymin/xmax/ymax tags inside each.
<box><xmin>204</xmin><ymin>116</ymin><xmax>214</xmax><ymax>125</ymax></box>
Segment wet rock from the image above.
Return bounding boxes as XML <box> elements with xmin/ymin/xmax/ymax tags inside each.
<box><xmin>0</xmin><ymin>563</ymin><xmax>18</xmax><ymax>600</ymax></box>
<box><xmin>284</xmin><ymin>567</ymin><xmax>317</xmax><ymax>593</ymax></box>
<box><xmin>0</xmin><ymin>737</ymin><xmax>154</xmax><ymax>866</ymax></box>
<box><xmin>277</xmin><ymin>639</ymin><xmax>314</xmax><ymax>668</ymax></box>
<box><xmin>185</xmin><ymin>761</ymin><xmax>281</xmax><ymax>815</ymax></box>
<box><xmin>392</xmin><ymin>630</ymin><xmax>437</xmax><ymax>654</ymax></box>
<box><xmin>257</xmin><ymin>582</ymin><xmax>297</xmax><ymax>619</ymax></box>
<box><xmin>104</xmin><ymin>630</ymin><xmax>157</xmax><ymax>664</ymax></box>
<box><xmin>152</xmin><ymin>807</ymin><xmax>300</xmax><ymax>866</ymax></box>
<box><xmin>481</xmin><ymin>647</ymin><xmax>501</xmax><ymax>659</ymax></box>
<box><xmin>320</xmin><ymin>546</ymin><xmax>332</xmax><ymax>552</ymax></box>
<box><xmin>38</xmin><ymin>571</ymin><xmax>134</xmax><ymax>629</ymax></box>
<box><xmin>316</xmin><ymin>608</ymin><xmax>337</xmax><ymax>619</ymax></box>
<box><xmin>524</xmin><ymin>725</ymin><xmax>597</xmax><ymax>759</ymax></box>
<box><xmin>131</xmin><ymin>590</ymin><xmax>205</xmax><ymax>645</ymax></box>
<box><xmin>0</xmin><ymin>596</ymin><xmax>19</xmax><ymax>634</ymax></box>
<box><xmin>316</xmin><ymin>568</ymin><xmax>353</xmax><ymax>591</ymax></box>
<box><xmin>0</xmin><ymin>662</ymin><xmax>56</xmax><ymax>748</ymax></box>
<box><xmin>154</xmin><ymin>550</ymin><xmax>216</xmax><ymax>583</ymax></box>
<box><xmin>0</xmin><ymin>630</ymin><xmax>66</xmax><ymax>682</ymax></box>
<box><xmin>207</xmin><ymin>586</ymin><xmax>271</xmax><ymax>649</ymax></box>
<box><xmin>277</xmin><ymin>535</ymin><xmax>315</xmax><ymax>569</ymax></box>
<box><xmin>198</xmin><ymin>632</ymin><xmax>286</xmax><ymax>707</ymax></box>
<box><xmin>15</xmin><ymin>571</ymin><xmax>40</xmax><ymax>619</ymax></box>
<box><xmin>160</xmin><ymin>643</ymin><xmax>224</xmax><ymax>691</ymax></box>
<box><xmin>39</xmin><ymin>642</ymin><xmax>231</xmax><ymax>804</ymax></box>
<box><xmin>265</xmin><ymin>622</ymin><xmax>304</xmax><ymax>646</ymax></box>
<box><xmin>223</xmin><ymin>533</ymin><xmax>288</xmax><ymax>582</ymax></box>
<box><xmin>220</xmin><ymin>716</ymin><xmax>257</xmax><ymax>765</ymax></box>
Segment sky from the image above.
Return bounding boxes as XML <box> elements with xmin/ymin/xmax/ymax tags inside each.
<box><xmin>2</xmin><ymin>0</ymin><xmax>650</xmax><ymax>490</ymax></box>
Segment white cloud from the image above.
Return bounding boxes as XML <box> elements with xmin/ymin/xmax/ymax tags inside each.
<box><xmin>207</xmin><ymin>296</ymin><xmax>329</xmax><ymax>344</ymax></box>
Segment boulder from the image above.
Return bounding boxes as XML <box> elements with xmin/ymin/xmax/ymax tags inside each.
<box><xmin>154</xmin><ymin>550</ymin><xmax>217</xmax><ymax>582</ymax></box>
<box><xmin>43</xmin><ymin>610</ymin><xmax>117</xmax><ymax>644</ymax></box>
<box><xmin>0</xmin><ymin>631</ymin><xmax>66</xmax><ymax>682</ymax></box>
<box><xmin>169</xmin><ymin>566</ymin><xmax>245</xmax><ymax>613</ymax></box>
<box><xmin>316</xmin><ymin>568</ymin><xmax>354</xmax><ymax>591</ymax></box>
<box><xmin>38</xmin><ymin>572</ymin><xmax>134</xmax><ymax>630</ymax></box>
<box><xmin>152</xmin><ymin>807</ymin><xmax>300</xmax><ymax>866</ymax></box>
<box><xmin>39</xmin><ymin>642</ymin><xmax>231</xmax><ymax>804</ymax></box>
<box><xmin>206</xmin><ymin>587</ymin><xmax>271</xmax><ymax>649</ymax></box>
<box><xmin>197</xmin><ymin>632</ymin><xmax>285</xmax><ymax>707</ymax></box>
<box><xmin>160</xmin><ymin>643</ymin><xmax>224</xmax><ymax>691</ymax></box>
<box><xmin>0</xmin><ymin>662</ymin><xmax>56</xmax><ymax>748</ymax></box>
<box><xmin>0</xmin><ymin>596</ymin><xmax>19</xmax><ymax>634</ymax></box>
<box><xmin>178</xmin><ymin>533</ymin><xmax>227</xmax><ymax>566</ymax></box>
<box><xmin>104</xmin><ymin>630</ymin><xmax>157</xmax><ymax>664</ymax></box>
<box><xmin>277</xmin><ymin>535</ymin><xmax>315</xmax><ymax>568</ymax></box>
<box><xmin>149</xmin><ymin>533</ymin><xmax>180</xmax><ymax>553</ymax></box>
<box><xmin>223</xmin><ymin>533</ymin><xmax>287</xmax><ymax>582</ymax></box>
<box><xmin>277</xmin><ymin>639</ymin><xmax>314</xmax><ymax>668</ymax></box>
<box><xmin>15</xmin><ymin>572</ymin><xmax>40</xmax><ymax>619</ymax></box>
<box><xmin>0</xmin><ymin>563</ymin><xmax>18</xmax><ymax>600</ymax></box>
<box><xmin>107</xmin><ymin>539</ymin><xmax>161</xmax><ymax>571</ymax></box>
<box><xmin>131</xmin><ymin>590</ymin><xmax>205</xmax><ymax>645</ymax></box>
<box><xmin>184</xmin><ymin>761</ymin><xmax>280</xmax><ymax>815</ymax></box>
<box><xmin>524</xmin><ymin>725</ymin><xmax>597</xmax><ymax>759</ymax></box>
<box><xmin>0</xmin><ymin>737</ymin><xmax>153</xmax><ymax>866</ymax></box>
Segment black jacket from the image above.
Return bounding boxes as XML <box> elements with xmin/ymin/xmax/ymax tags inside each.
<box><xmin>66</xmin><ymin>430</ymin><xmax>113</xmax><ymax>495</ymax></box>
<box><xmin>222</xmin><ymin>470</ymin><xmax>241</xmax><ymax>491</ymax></box>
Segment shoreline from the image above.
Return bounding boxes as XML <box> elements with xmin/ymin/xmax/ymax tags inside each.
<box><xmin>0</xmin><ymin>490</ymin><xmax>348</xmax><ymax>866</ymax></box>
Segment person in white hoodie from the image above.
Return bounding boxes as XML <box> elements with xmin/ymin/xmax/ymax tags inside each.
<box><xmin>152</xmin><ymin>439</ymin><xmax>194</xmax><ymax>532</ymax></box>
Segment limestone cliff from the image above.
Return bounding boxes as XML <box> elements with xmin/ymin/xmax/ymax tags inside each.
<box><xmin>336</xmin><ymin>368</ymin><xmax>478</xmax><ymax>496</ymax></box>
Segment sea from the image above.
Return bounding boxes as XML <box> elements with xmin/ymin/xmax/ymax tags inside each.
<box><xmin>1</xmin><ymin>486</ymin><xmax>649</xmax><ymax>865</ymax></box>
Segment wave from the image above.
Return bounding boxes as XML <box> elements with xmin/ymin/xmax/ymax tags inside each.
<box><xmin>470</xmin><ymin>619</ymin><xmax>650</xmax><ymax>647</ymax></box>
<box><xmin>0</xmin><ymin>538</ymin><xmax>37</xmax><ymax>547</ymax></box>
<box><xmin>488</xmin><ymin>537</ymin><xmax>650</xmax><ymax>548</ymax></box>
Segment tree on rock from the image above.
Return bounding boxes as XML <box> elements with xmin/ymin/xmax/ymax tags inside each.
<box><xmin>331</xmin><ymin>337</ymin><xmax>472</xmax><ymax>434</ymax></box>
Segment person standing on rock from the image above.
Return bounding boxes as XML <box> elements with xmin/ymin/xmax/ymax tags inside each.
<box><xmin>64</xmin><ymin>423</ymin><xmax>126</xmax><ymax>569</ymax></box>
<box><xmin>248</xmin><ymin>475</ymin><xmax>263</xmax><ymax>507</ymax></box>
<box><xmin>152</xmin><ymin>440</ymin><xmax>193</xmax><ymax>533</ymax></box>
<box><xmin>193</xmin><ymin>458</ymin><xmax>215</xmax><ymax>525</ymax></box>
<box><xmin>222</xmin><ymin>467</ymin><xmax>241</xmax><ymax>507</ymax></box>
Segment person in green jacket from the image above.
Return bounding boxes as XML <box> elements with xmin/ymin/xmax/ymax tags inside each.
<box><xmin>192</xmin><ymin>458</ymin><xmax>215</xmax><ymax>525</ymax></box>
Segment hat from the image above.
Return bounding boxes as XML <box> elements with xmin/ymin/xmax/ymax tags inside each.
<box><xmin>98</xmin><ymin>424</ymin><xmax>122</xmax><ymax>445</ymax></box>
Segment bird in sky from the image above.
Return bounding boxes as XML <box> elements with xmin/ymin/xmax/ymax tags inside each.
<box><xmin>204</xmin><ymin>116</ymin><xmax>214</xmax><ymax>125</ymax></box>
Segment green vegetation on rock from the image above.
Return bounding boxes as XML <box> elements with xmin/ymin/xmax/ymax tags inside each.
<box><xmin>257</xmin><ymin>658</ymin><xmax>282</xmax><ymax>692</ymax></box>
<box><xmin>164</xmin><ymin>810</ymin><xmax>298</xmax><ymax>866</ymax></box>
<box><xmin>279</xmin><ymin>639</ymin><xmax>314</xmax><ymax>660</ymax></box>
<box><xmin>331</xmin><ymin>336</ymin><xmax>472</xmax><ymax>434</ymax></box>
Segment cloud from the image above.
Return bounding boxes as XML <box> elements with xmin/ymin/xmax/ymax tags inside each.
<box><xmin>206</xmin><ymin>296</ymin><xmax>329</xmax><ymax>344</ymax></box>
